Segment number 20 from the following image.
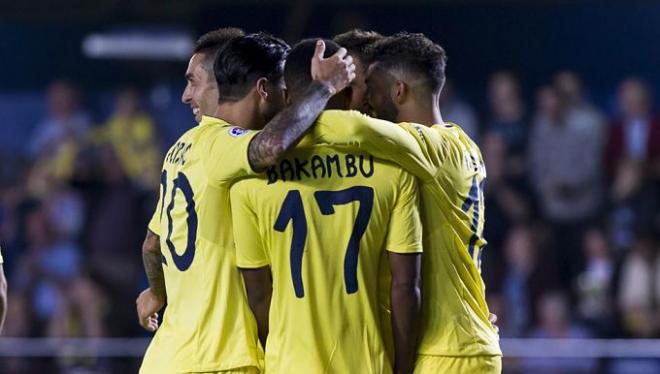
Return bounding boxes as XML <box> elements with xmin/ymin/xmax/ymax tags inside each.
<box><xmin>274</xmin><ymin>186</ymin><xmax>374</xmax><ymax>298</ymax></box>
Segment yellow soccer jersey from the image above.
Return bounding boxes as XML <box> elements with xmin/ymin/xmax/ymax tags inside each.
<box><xmin>230</xmin><ymin>146</ymin><xmax>423</xmax><ymax>374</ymax></box>
<box><xmin>141</xmin><ymin>116</ymin><xmax>262</xmax><ymax>373</ymax></box>
<box><xmin>309</xmin><ymin>110</ymin><xmax>502</xmax><ymax>357</ymax></box>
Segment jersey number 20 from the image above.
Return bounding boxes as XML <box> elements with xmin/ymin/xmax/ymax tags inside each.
<box><xmin>274</xmin><ymin>186</ymin><xmax>374</xmax><ymax>298</ymax></box>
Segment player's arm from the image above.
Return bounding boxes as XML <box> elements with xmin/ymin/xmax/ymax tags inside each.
<box><xmin>312</xmin><ymin>112</ymin><xmax>436</xmax><ymax>181</ymax></box>
<box><xmin>137</xmin><ymin>229</ymin><xmax>166</xmax><ymax>332</ymax></box>
<box><xmin>142</xmin><ymin>229</ymin><xmax>166</xmax><ymax>303</ymax></box>
<box><xmin>241</xmin><ymin>267</ymin><xmax>272</xmax><ymax>348</ymax></box>
<box><xmin>0</xmin><ymin>264</ymin><xmax>7</xmax><ymax>334</ymax></box>
<box><xmin>247</xmin><ymin>40</ymin><xmax>356</xmax><ymax>170</ymax></box>
<box><xmin>390</xmin><ymin>253</ymin><xmax>422</xmax><ymax>374</ymax></box>
<box><xmin>230</xmin><ymin>183</ymin><xmax>273</xmax><ymax>347</ymax></box>
<box><xmin>385</xmin><ymin>170</ymin><xmax>423</xmax><ymax>374</ymax></box>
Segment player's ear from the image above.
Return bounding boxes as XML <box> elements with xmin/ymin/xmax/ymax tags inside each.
<box><xmin>392</xmin><ymin>80</ymin><xmax>407</xmax><ymax>105</ymax></box>
<box><xmin>256</xmin><ymin>77</ymin><xmax>269</xmax><ymax>101</ymax></box>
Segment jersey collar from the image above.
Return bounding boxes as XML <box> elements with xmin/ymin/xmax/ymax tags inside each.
<box><xmin>199</xmin><ymin>115</ymin><xmax>231</xmax><ymax>127</ymax></box>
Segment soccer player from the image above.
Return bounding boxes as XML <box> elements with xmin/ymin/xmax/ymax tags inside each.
<box><xmin>0</xmin><ymin>246</ymin><xmax>6</xmax><ymax>333</ymax></box>
<box><xmin>308</xmin><ymin>32</ymin><xmax>503</xmax><ymax>373</ymax></box>
<box><xmin>333</xmin><ymin>29</ymin><xmax>384</xmax><ymax>113</ymax></box>
<box><xmin>137</xmin><ymin>27</ymin><xmax>245</xmax><ymax>330</ymax></box>
<box><xmin>230</xmin><ymin>38</ymin><xmax>423</xmax><ymax>374</ymax></box>
<box><xmin>138</xmin><ymin>33</ymin><xmax>355</xmax><ymax>374</ymax></box>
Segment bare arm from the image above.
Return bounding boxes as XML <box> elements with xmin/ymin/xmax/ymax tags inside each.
<box><xmin>241</xmin><ymin>266</ymin><xmax>273</xmax><ymax>348</ymax></box>
<box><xmin>142</xmin><ymin>230</ymin><xmax>166</xmax><ymax>303</ymax></box>
<box><xmin>0</xmin><ymin>265</ymin><xmax>6</xmax><ymax>334</ymax></box>
<box><xmin>389</xmin><ymin>252</ymin><xmax>422</xmax><ymax>374</ymax></box>
<box><xmin>247</xmin><ymin>40</ymin><xmax>355</xmax><ymax>170</ymax></box>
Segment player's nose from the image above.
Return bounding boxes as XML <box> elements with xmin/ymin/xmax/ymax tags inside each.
<box><xmin>181</xmin><ymin>86</ymin><xmax>192</xmax><ymax>104</ymax></box>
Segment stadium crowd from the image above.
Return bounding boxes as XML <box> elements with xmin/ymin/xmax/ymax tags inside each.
<box><xmin>0</xmin><ymin>67</ymin><xmax>659</xmax><ymax>372</ymax></box>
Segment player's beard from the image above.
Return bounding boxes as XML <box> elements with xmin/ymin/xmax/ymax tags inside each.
<box><xmin>373</xmin><ymin>98</ymin><xmax>399</xmax><ymax>123</ymax></box>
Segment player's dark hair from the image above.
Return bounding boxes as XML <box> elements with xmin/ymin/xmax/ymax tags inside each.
<box><xmin>214</xmin><ymin>32</ymin><xmax>290</xmax><ymax>103</ymax></box>
<box><xmin>193</xmin><ymin>27</ymin><xmax>245</xmax><ymax>75</ymax></box>
<box><xmin>284</xmin><ymin>38</ymin><xmax>341</xmax><ymax>95</ymax></box>
<box><xmin>333</xmin><ymin>29</ymin><xmax>383</xmax><ymax>61</ymax></box>
<box><xmin>367</xmin><ymin>32</ymin><xmax>447</xmax><ymax>92</ymax></box>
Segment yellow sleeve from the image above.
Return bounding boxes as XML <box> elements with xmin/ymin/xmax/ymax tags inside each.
<box><xmin>148</xmin><ymin>182</ymin><xmax>164</xmax><ymax>236</ymax></box>
<box><xmin>230</xmin><ymin>183</ymin><xmax>270</xmax><ymax>268</ymax></box>
<box><xmin>205</xmin><ymin>126</ymin><xmax>260</xmax><ymax>184</ymax></box>
<box><xmin>385</xmin><ymin>170</ymin><xmax>423</xmax><ymax>254</ymax></box>
<box><xmin>309</xmin><ymin>110</ymin><xmax>436</xmax><ymax>182</ymax></box>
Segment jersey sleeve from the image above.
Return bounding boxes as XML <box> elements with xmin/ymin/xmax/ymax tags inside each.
<box><xmin>205</xmin><ymin>126</ymin><xmax>260</xmax><ymax>184</ymax></box>
<box><xmin>308</xmin><ymin>110</ymin><xmax>437</xmax><ymax>182</ymax></box>
<box><xmin>147</xmin><ymin>184</ymin><xmax>163</xmax><ymax>236</ymax></box>
<box><xmin>385</xmin><ymin>169</ymin><xmax>423</xmax><ymax>254</ymax></box>
<box><xmin>230</xmin><ymin>182</ymin><xmax>270</xmax><ymax>268</ymax></box>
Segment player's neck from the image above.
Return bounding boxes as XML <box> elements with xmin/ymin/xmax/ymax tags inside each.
<box><xmin>213</xmin><ymin>101</ymin><xmax>260</xmax><ymax>130</ymax></box>
<box><xmin>399</xmin><ymin>104</ymin><xmax>443</xmax><ymax>127</ymax></box>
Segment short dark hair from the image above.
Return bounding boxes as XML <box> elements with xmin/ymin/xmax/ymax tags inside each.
<box><xmin>284</xmin><ymin>38</ymin><xmax>341</xmax><ymax>95</ymax></box>
<box><xmin>214</xmin><ymin>32</ymin><xmax>290</xmax><ymax>102</ymax></box>
<box><xmin>194</xmin><ymin>27</ymin><xmax>245</xmax><ymax>54</ymax></box>
<box><xmin>193</xmin><ymin>27</ymin><xmax>245</xmax><ymax>75</ymax></box>
<box><xmin>367</xmin><ymin>32</ymin><xmax>447</xmax><ymax>92</ymax></box>
<box><xmin>333</xmin><ymin>29</ymin><xmax>383</xmax><ymax>61</ymax></box>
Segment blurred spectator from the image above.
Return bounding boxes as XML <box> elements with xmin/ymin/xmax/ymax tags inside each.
<box><xmin>92</xmin><ymin>87</ymin><xmax>161</xmax><ymax>191</ymax></box>
<box><xmin>28</xmin><ymin>80</ymin><xmax>90</xmax><ymax>158</ymax></box>
<box><xmin>522</xmin><ymin>291</ymin><xmax>597</xmax><ymax>373</ymax></box>
<box><xmin>605</xmin><ymin>79</ymin><xmax>660</xmax><ymax>251</ymax></box>
<box><xmin>11</xmin><ymin>201</ymin><xmax>105</xmax><ymax>338</ymax></box>
<box><xmin>486</xmin><ymin>71</ymin><xmax>527</xmax><ymax>177</ymax></box>
<box><xmin>440</xmin><ymin>80</ymin><xmax>480</xmax><ymax>142</ymax></box>
<box><xmin>576</xmin><ymin>227</ymin><xmax>617</xmax><ymax>336</ymax></box>
<box><xmin>27</xmin><ymin>81</ymin><xmax>91</xmax><ymax>194</ymax></box>
<box><xmin>529</xmin><ymin>85</ymin><xmax>605</xmax><ymax>287</ymax></box>
<box><xmin>84</xmin><ymin>147</ymin><xmax>144</xmax><ymax>336</ymax></box>
<box><xmin>481</xmin><ymin>132</ymin><xmax>533</xmax><ymax>289</ymax></box>
<box><xmin>618</xmin><ymin>234</ymin><xmax>659</xmax><ymax>338</ymax></box>
<box><xmin>605</xmin><ymin>78</ymin><xmax>660</xmax><ymax>179</ymax></box>
<box><xmin>496</xmin><ymin>226</ymin><xmax>559</xmax><ymax>337</ymax></box>
<box><xmin>554</xmin><ymin>71</ymin><xmax>604</xmax><ymax>128</ymax></box>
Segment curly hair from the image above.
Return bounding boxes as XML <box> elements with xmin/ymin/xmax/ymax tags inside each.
<box><xmin>367</xmin><ymin>32</ymin><xmax>447</xmax><ymax>91</ymax></box>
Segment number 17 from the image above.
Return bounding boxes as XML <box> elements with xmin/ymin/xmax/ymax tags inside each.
<box><xmin>274</xmin><ymin>186</ymin><xmax>374</xmax><ymax>298</ymax></box>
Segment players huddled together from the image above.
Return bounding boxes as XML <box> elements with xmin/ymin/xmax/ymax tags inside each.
<box><xmin>136</xmin><ymin>28</ymin><xmax>502</xmax><ymax>374</ymax></box>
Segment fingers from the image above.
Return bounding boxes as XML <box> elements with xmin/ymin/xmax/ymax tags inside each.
<box><xmin>344</xmin><ymin>55</ymin><xmax>354</xmax><ymax>66</ymax></box>
<box><xmin>140</xmin><ymin>313</ymin><xmax>160</xmax><ymax>332</ymax></box>
<box><xmin>489</xmin><ymin>313</ymin><xmax>497</xmax><ymax>323</ymax></box>
<box><xmin>333</xmin><ymin>47</ymin><xmax>348</xmax><ymax>60</ymax></box>
<box><xmin>314</xmin><ymin>40</ymin><xmax>326</xmax><ymax>60</ymax></box>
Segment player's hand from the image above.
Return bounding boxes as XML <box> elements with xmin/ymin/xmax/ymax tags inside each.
<box><xmin>489</xmin><ymin>313</ymin><xmax>500</xmax><ymax>335</ymax></box>
<box><xmin>310</xmin><ymin>40</ymin><xmax>356</xmax><ymax>95</ymax></box>
<box><xmin>137</xmin><ymin>288</ymin><xmax>164</xmax><ymax>332</ymax></box>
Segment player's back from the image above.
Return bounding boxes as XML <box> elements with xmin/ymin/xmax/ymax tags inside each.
<box><xmin>402</xmin><ymin>122</ymin><xmax>501</xmax><ymax>357</ymax></box>
<box><xmin>141</xmin><ymin>117</ymin><xmax>260</xmax><ymax>373</ymax></box>
<box><xmin>231</xmin><ymin>145</ymin><xmax>422</xmax><ymax>374</ymax></box>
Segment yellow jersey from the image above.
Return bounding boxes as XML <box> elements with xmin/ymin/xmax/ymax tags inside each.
<box><xmin>141</xmin><ymin>116</ymin><xmax>262</xmax><ymax>373</ymax></box>
<box><xmin>308</xmin><ymin>110</ymin><xmax>502</xmax><ymax>357</ymax></box>
<box><xmin>230</xmin><ymin>145</ymin><xmax>423</xmax><ymax>374</ymax></box>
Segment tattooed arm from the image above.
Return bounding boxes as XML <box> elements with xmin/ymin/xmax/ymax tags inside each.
<box><xmin>137</xmin><ymin>230</ymin><xmax>165</xmax><ymax>332</ymax></box>
<box><xmin>142</xmin><ymin>230</ymin><xmax>166</xmax><ymax>302</ymax></box>
<box><xmin>247</xmin><ymin>40</ymin><xmax>356</xmax><ymax>170</ymax></box>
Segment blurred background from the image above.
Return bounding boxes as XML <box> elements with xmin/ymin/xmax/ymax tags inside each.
<box><xmin>1</xmin><ymin>1</ymin><xmax>659</xmax><ymax>373</ymax></box>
